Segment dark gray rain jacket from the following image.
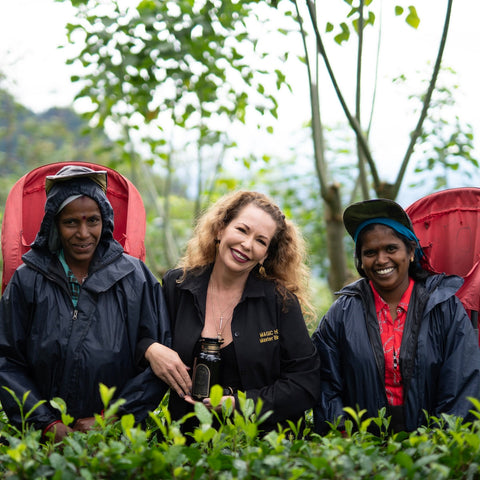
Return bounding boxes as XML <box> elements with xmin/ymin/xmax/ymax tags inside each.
<box><xmin>312</xmin><ymin>275</ymin><xmax>480</xmax><ymax>434</ymax></box>
<box><xmin>0</xmin><ymin>177</ymin><xmax>170</xmax><ymax>431</ymax></box>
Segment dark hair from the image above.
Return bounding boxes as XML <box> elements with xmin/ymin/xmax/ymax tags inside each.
<box><xmin>354</xmin><ymin>223</ymin><xmax>431</xmax><ymax>281</ymax></box>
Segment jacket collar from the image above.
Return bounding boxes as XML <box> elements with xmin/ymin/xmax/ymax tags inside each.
<box><xmin>338</xmin><ymin>273</ymin><xmax>463</xmax><ymax>317</ymax></box>
<box><xmin>22</xmin><ymin>236</ymin><xmax>127</xmax><ymax>292</ymax></box>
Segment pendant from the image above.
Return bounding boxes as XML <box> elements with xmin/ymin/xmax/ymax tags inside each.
<box><xmin>217</xmin><ymin>333</ymin><xmax>223</xmax><ymax>342</ymax></box>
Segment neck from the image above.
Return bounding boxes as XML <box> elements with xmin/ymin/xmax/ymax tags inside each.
<box><xmin>65</xmin><ymin>259</ymin><xmax>91</xmax><ymax>280</ymax></box>
<box><xmin>210</xmin><ymin>263</ymin><xmax>248</xmax><ymax>293</ymax></box>
<box><xmin>373</xmin><ymin>278</ymin><xmax>410</xmax><ymax>307</ymax></box>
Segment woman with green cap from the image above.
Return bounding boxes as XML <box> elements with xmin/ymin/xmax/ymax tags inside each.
<box><xmin>312</xmin><ymin>198</ymin><xmax>480</xmax><ymax>434</ymax></box>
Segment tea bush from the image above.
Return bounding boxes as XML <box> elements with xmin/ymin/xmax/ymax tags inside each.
<box><xmin>1</xmin><ymin>385</ymin><xmax>480</xmax><ymax>479</ymax></box>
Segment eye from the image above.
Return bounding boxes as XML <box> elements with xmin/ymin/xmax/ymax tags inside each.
<box><xmin>87</xmin><ymin>216</ymin><xmax>101</xmax><ymax>226</ymax></box>
<box><xmin>362</xmin><ymin>249</ymin><xmax>376</xmax><ymax>257</ymax></box>
<box><xmin>386</xmin><ymin>245</ymin><xmax>398</xmax><ymax>253</ymax></box>
<box><xmin>61</xmin><ymin>218</ymin><xmax>76</xmax><ymax>226</ymax></box>
<box><xmin>257</xmin><ymin>238</ymin><xmax>267</xmax><ymax>246</ymax></box>
<box><xmin>236</xmin><ymin>226</ymin><xmax>247</xmax><ymax>233</ymax></box>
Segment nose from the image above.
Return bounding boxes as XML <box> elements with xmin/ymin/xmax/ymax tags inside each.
<box><xmin>241</xmin><ymin>236</ymin><xmax>254</xmax><ymax>251</ymax></box>
<box><xmin>376</xmin><ymin>250</ymin><xmax>389</xmax><ymax>264</ymax></box>
<box><xmin>76</xmin><ymin>221</ymin><xmax>90</xmax><ymax>238</ymax></box>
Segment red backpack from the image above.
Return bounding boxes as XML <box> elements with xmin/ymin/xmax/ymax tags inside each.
<box><xmin>1</xmin><ymin>162</ymin><xmax>146</xmax><ymax>293</ymax></box>
<box><xmin>406</xmin><ymin>187</ymin><xmax>480</xmax><ymax>338</ymax></box>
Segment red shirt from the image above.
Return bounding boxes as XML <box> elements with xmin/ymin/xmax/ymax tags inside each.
<box><xmin>370</xmin><ymin>278</ymin><xmax>414</xmax><ymax>406</ymax></box>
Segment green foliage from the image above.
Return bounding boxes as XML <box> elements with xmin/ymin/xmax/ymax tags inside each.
<box><xmin>2</xmin><ymin>389</ymin><xmax>480</xmax><ymax>478</ymax></box>
<box><xmin>60</xmin><ymin>0</ymin><xmax>289</xmax><ymax>176</ymax></box>
<box><xmin>326</xmin><ymin>1</ymin><xmax>419</xmax><ymax>46</ymax></box>
<box><xmin>399</xmin><ymin>67</ymin><xmax>480</xmax><ymax>191</ymax></box>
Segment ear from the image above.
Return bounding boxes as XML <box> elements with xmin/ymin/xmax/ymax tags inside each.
<box><xmin>216</xmin><ymin>227</ymin><xmax>225</xmax><ymax>242</ymax></box>
<box><xmin>408</xmin><ymin>241</ymin><xmax>417</xmax><ymax>255</ymax></box>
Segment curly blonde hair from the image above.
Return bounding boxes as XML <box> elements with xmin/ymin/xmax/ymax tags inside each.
<box><xmin>178</xmin><ymin>190</ymin><xmax>315</xmax><ymax>320</ymax></box>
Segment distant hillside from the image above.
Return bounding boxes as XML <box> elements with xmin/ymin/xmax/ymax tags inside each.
<box><xmin>0</xmin><ymin>88</ymin><xmax>115</xmax><ymax>176</ymax></box>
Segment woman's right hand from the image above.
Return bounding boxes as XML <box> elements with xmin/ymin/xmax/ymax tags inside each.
<box><xmin>45</xmin><ymin>421</ymin><xmax>74</xmax><ymax>442</ymax></box>
<box><xmin>145</xmin><ymin>342</ymin><xmax>192</xmax><ymax>397</ymax></box>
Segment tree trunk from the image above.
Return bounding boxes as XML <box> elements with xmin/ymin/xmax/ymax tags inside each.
<box><xmin>324</xmin><ymin>184</ymin><xmax>352</xmax><ymax>293</ymax></box>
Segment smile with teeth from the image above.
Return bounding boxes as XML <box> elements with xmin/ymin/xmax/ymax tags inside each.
<box><xmin>231</xmin><ymin>248</ymin><xmax>250</xmax><ymax>263</ymax></box>
<box><xmin>376</xmin><ymin>267</ymin><xmax>395</xmax><ymax>275</ymax></box>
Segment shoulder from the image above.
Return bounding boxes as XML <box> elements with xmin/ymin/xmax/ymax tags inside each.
<box><xmin>335</xmin><ymin>277</ymin><xmax>370</xmax><ymax>297</ymax></box>
<box><xmin>163</xmin><ymin>267</ymin><xmax>184</xmax><ymax>285</ymax></box>
<box><xmin>420</xmin><ymin>273</ymin><xmax>463</xmax><ymax>309</ymax></box>
<box><xmin>424</xmin><ymin>273</ymin><xmax>463</xmax><ymax>293</ymax></box>
<box><xmin>317</xmin><ymin>280</ymin><xmax>368</xmax><ymax>328</ymax></box>
<box><xmin>3</xmin><ymin>264</ymin><xmax>31</xmax><ymax>294</ymax></box>
<box><xmin>324</xmin><ymin>278</ymin><xmax>370</xmax><ymax>315</ymax></box>
<box><xmin>116</xmin><ymin>253</ymin><xmax>160</xmax><ymax>284</ymax></box>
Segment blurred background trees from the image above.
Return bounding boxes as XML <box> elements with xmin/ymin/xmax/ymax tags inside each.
<box><xmin>0</xmin><ymin>0</ymin><xmax>478</xmax><ymax>319</ymax></box>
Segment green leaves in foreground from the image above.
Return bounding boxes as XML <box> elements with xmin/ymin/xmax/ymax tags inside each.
<box><xmin>1</xmin><ymin>388</ymin><xmax>480</xmax><ymax>479</ymax></box>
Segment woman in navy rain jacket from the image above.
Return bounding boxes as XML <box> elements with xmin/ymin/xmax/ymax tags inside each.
<box><xmin>312</xmin><ymin>198</ymin><xmax>480</xmax><ymax>434</ymax></box>
<box><xmin>0</xmin><ymin>165</ymin><xmax>170</xmax><ymax>441</ymax></box>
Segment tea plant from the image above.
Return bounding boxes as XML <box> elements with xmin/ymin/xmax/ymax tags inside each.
<box><xmin>1</xmin><ymin>386</ymin><xmax>480</xmax><ymax>479</ymax></box>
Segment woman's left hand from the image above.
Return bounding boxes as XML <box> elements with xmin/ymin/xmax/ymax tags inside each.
<box><xmin>183</xmin><ymin>394</ymin><xmax>235</xmax><ymax>412</ymax></box>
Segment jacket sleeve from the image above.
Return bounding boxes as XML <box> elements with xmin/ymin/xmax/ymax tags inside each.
<box><xmin>116</xmin><ymin>262</ymin><xmax>171</xmax><ymax>423</ymax></box>
<box><xmin>0</xmin><ymin>270</ymin><xmax>61</xmax><ymax>431</ymax></box>
<box><xmin>311</xmin><ymin>302</ymin><xmax>348</xmax><ymax>435</ymax></box>
<box><xmin>241</xmin><ymin>294</ymin><xmax>321</xmax><ymax>428</ymax></box>
<box><xmin>433</xmin><ymin>296</ymin><xmax>480</xmax><ymax>421</ymax></box>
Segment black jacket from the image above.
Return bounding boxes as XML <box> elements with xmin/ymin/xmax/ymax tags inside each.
<box><xmin>0</xmin><ymin>178</ymin><xmax>170</xmax><ymax>431</ymax></box>
<box><xmin>312</xmin><ymin>275</ymin><xmax>480</xmax><ymax>434</ymax></box>
<box><xmin>163</xmin><ymin>266</ymin><xmax>321</xmax><ymax>430</ymax></box>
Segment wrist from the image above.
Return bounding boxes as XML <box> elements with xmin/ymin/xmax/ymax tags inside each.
<box><xmin>42</xmin><ymin>419</ymin><xmax>63</xmax><ymax>438</ymax></box>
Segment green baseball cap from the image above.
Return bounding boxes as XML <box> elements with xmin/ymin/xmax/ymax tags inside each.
<box><xmin>343</xmin><ymin>198</ymin><xmax>414</xmax><ymax>240</ymax></box>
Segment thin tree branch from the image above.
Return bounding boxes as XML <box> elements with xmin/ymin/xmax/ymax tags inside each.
<box><xmin>305</xmin><ymin>0</ymin><xmax>381</xmax><ymax>186</ymax></box>
<box><xmin>355</xmin><ymin>0</ymin><xmax>370</xmax><ymax>198</ymax></box>
<box><xmin>393</xmin><ymin>0</ymin><xmax>453</xmax><ymax>198</ymax></box>
<box><xmin>294</xmin><ymin>0</ymin><xmax>329</xmax><ymax>196</ymax></box>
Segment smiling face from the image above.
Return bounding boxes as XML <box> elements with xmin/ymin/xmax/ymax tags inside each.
<box><xmin>216</xmin><ymin>203</ymin><xmax>277</xmax><ymax>278</ymax></box>
<box><xmin>359</xmin><ymin>224</ymin><xmax>414</xmax><ymax>302</ymax></box>
<box><xmin>57</xmin><ymin>196</ymin><xmax>102</xmax><ymax>270</ymax></box>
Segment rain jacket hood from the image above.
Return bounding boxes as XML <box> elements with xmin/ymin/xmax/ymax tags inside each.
<box><xmin>31</xmin><ymin>174</ymin><xmax>116</xmax><ymax>253</ymax></box>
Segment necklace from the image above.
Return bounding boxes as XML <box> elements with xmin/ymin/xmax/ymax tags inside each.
<box><xmin>209</xmin><ymin>283</ymin><xmax>242</xmax><ymax>342</ymax></box>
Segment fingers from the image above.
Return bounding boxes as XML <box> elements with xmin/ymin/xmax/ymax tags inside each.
<box><xmin>47</xmin><ymin>422</ymin><xmax>73</xmax><ymax>442</ymax></box>
<box><xmin>166</xmin><ymin>368</ymin><xmax>191</xmax><ymax>398</ymax></box>
<box><xmin>73</xmin><ymin>417</ymin><xmax>96</xmax><ymax>432</ymax></box>
<box><xmin>165</xmin><ymin>363</ymin><xmax>191</xmax><ymax>397</ymax></box>
<box><xmin>182</xmin><ymin>395</ymin><xmax>235</xmax><ymax>412</ymax></box>
<box><xmin>145</xmin><ymin>343</ymin><xmax>192</xmax><ymax>396</ymax></box>
<box><xmin>162</xmin><ymin>361</ymin><xmax>191</xmax><ymax>397</ymax></box>
<box><xmin>183</xmin><ymin>394</ymin><xmax>196</xmax><ymax>405</ymax></box>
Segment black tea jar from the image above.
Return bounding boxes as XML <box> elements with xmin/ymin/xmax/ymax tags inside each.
<box><xmin>191</xmin><ymin>337</ymin><xmax>223</xmax><ymax>401</ymax></box>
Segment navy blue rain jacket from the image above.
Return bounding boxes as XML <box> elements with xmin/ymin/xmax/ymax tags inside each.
<box><xmin>0</xmin><ymin>178</ymin><xmax>170</xmax><ymax>431</ymax></box>
<box><xmin>312</xmin><ymin>275</ymin><xmax>480</xmax><ymax>434</ymax></box>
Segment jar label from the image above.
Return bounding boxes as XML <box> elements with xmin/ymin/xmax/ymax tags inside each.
<box><xmin>192</xmin><ymin>363</ymin><xmax>210</xmax><ymax>398</ymax></box>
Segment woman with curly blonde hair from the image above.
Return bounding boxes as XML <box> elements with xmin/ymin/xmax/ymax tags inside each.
<box><xmin>180</xmin><ymin>190</ymin><xmax>314</xmax><ymax>320</ymax></box>
<box><xmin>143</xmin><ymin>190</ymin><xmax>321</xmax><ymax>433</ymax></box>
